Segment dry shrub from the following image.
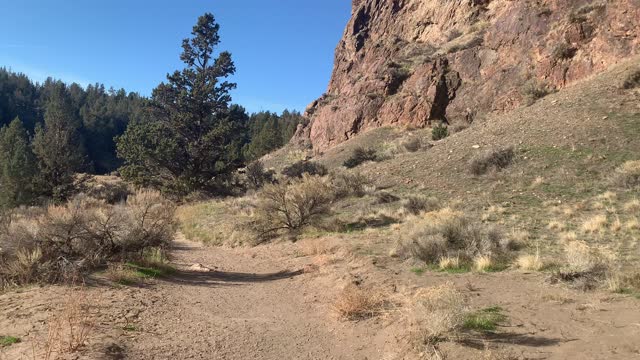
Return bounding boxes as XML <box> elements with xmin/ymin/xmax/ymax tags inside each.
<box><xmin>0</xmin><ymin>190</ymin><xmax>176</xmax><ymax>288</ymax></box>
<box><xmin>551</xmin><ymin>241</ymin><xmax>615</xmax><ymax>290</ymax></box>
<box><xmin>343</xmin><ymin>147</ymin><xmax>378</xmax><ymax>169</ymax></box>
<box><xmin>330</xmin><ymin>170</ymin><xmax>370</xmax><ymax>198</ymax></box>
<box><xmin>245</xmin><ymin>160</ymin><xmax>274</xmax><ymax>189</ymax></box>
<box><xmin>469</xmin><ymin>147</ymin><xmax>515</xmax><ymax>176</ymax></box>
<box><xmin>626</xmin><ymin>218</ymin><xmax>640</xmax><ymax>230</ymax></box>
<box><xmin>81</xmin><ymin>178</ymin><xmax>131</xmax><ymax>204</ymax></box>
<box><xmin>334</xmin><ymin>284</ymin><xmax>387</xmax><ymax>320</ymax></box>
<box><xmin>254</xmin><ymin>175</ymin><xmax>333</xmax><ymax>240</ymax></box>
<box><xmin>622</xmin><ymin>70</ymin><xmax>640</xmax><ymax>89</ymax></box>
<box><xmin>282</xmin><ymin>160</ymin><xmax>327</xmax><ymax>178</ymax></box>
<box><xmin>104</xmin><ymin>263</ymin><xmax>139</xmax><ymax>285</ymax></box>
<box><xmin>611</xmin><ymin>160</ymin><xmax>640</xmax><ymax>189</ymax></box>
<box><xmin>411</xmin><ymin>283</ymin><xmax>468</xmax><ymax>344</ymax></box>
<box><xmin>35</xmin><ymin>288</ymin><xmax>96</xmax><ymax>359</ymax></box>
<box><xmin>397</xmin><ymin>208</ymin><xmax>510</xmax><ymax>264</ymax></box>
<box><xmin>402</xmin><ymin>137</ymin><xmax>422</xmax><ymax>152</ymax></box>
<box><xmin>403</xmin><ymin>196</ymin><xmax>440</xmax><ymax>216</ymax></box>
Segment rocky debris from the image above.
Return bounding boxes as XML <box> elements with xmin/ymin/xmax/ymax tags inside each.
<box><xmin>295</xmin><ymin>0</ymin><xmax>640</xmax><ymax>152</ymax></box>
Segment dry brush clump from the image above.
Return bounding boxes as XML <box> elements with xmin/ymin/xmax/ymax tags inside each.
<box><xmin>0</xmin><ymin>190</ymin><xmax>176</xmax><ymax>289</ymax></box>
<box><xmin>611</xmin><ymin>160</ymin><xmax>640</xmax><ymax>189</ymax></box>
<box><xmin>333</xmin><ymin>284</ymin><xmax>388</xmax><ymax>320</ymax></box>
<box><xmin>469</xmin><ymin>147</ymin><xmax>515</xmax><ymax>176</ymax></box>
<box><xmin>410</xmin><ymin>283</ymin><xmax>468</xmax><ymax>346</ymax></box>
<box><xmin>395</xmin><ymin>208</ymin><xmax>513</xmax><ymax>269</ymax></box>
<box><xmin>253</xmin><ymin>174</ymin><xmax>334</xmax><ymax>240</ymax></box>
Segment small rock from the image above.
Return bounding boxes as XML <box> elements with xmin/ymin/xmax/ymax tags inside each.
<box><xmin>472</xmin><ymin>144</ymin><xmax>480</xmax><ymax>149</ymax></box>
<box><xmin>189</xmin><ymin>263</ymin><xmax>212</xmax><ymax>272</ymax></box>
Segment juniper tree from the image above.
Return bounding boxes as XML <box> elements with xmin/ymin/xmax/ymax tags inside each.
<box><xmin>118</xmin><ymin>13</ymin><xmax>244</xmax><ymax>195</ymax></box>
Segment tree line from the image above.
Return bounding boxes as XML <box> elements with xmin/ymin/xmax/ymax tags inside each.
<box><xmin>0</xmin><ymin>13</ymin><xmax>305</xmax><ymax>207</ymax></box>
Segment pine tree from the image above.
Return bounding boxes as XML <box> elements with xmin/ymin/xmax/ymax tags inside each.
<box><xmin>117</xmin><ymin>13</ymin><xmax>243</xmax><ymax>195</ymax></box>
<box><xmin>33</xmin><ymin>84</ymin><xmax>86</xmax><ymax>201</ymax></box>
<box><xmin>0</xmin><ymin>117</ymin><xmax>37</xmax><ymax>208</ymax></box>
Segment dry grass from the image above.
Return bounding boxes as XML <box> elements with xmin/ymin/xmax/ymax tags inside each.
<box><xmin>473</xmin><ymin>256</ymin><xmax>493</xmax><ymax>272</ymax></box>
<box><xmin>32</xmin><ymin>287</ymin><xmax>97</xmax><ymax>359</ymax></box>
<box><xmin>298</xmin><ymin>239</ymin><xmax>339</xmax><ymax>256</ymax></box>
<box><xmin>411</xmin><ymin>283</ymin><xmax>468</xmax><ymax>345</ymax></box>
<box><xmin>547</xmin><ymin>220</ymin><xmax>566</xmax><ymax>231</ymax></box>
<box><xmin>564</xmin><ymin>241</ymin><xmax>596</xmax><ymax>272</ymax></box>
<box><xmin>625</xmin><ymin>218</ymin><xmax>640</xmax><ymax>230</ymax></box>
<box><xmin>515</xmin><ymin>252</ymin><xmax>544</xmax><ymax>271</ymax></box>
<box><xmin>623</xmin><ymin>199</ymin><xmax>640</xmax><ymax>213</ymax></box>
<box><xmin>581</xmin><ymin>214</ymin><xmax>608</xmax><ymax>234</ymax></box>
<box><xmin>438</xmin><ymin>256</ymin><xmax>460</xmax><ymax>270</ymax></box>
<box><xmin>104</xmin><ymin>263</ymin><xmax>140</xmax><ymax>285</ymax></box>
<box><xmin>611</xmin><ymin>160</ymin><xmax>640</xmax><ymax>189</ymax></box>
<box><xmin>333</xmin><ymin>284</ymin><xmax>387</xmax><ymax>320</ymax></box>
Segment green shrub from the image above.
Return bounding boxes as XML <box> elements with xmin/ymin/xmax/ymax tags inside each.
<box><xmin>282</xmin><ymin>160</ymin><xmax>327</xmax><ymax>178</ymax></box>
<box><xmin>343</xmin><ymin>147</ymin><xmax>377</xmax><ymax>168</ymax></box>
<box><xmin>431</xmin><ymin>125</ymin><xmax>449</xmax><ymax>141</ymax></box>
<box><xmin>469</xmin><ymin>147</ymin><xmax>515</xmax><ymax>176</ymax></box>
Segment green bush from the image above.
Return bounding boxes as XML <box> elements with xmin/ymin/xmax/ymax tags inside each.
<box><xmin>432</xmin><ymin>125</ymin><xmax>449</xmax><ymax>141</ymax></box>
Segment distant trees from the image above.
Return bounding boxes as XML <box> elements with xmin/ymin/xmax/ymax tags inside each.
<box><xmin>0</xmin><ymin>118</ymin><xmax>37</xmax><ymax>208</ymax></box>
<box><xmin>243</xmin><ymin>110</ymin><xmax>306</xmax><ymax>160</ymax></box>
<box><xmin>33</xmin><ymin>84</ymin><xmax>87</xmax><ymax>200</ymax></box>
<box><xmin>0</xmin><ymin>68</ymin><xmax>144</xmax><ymax>176</ymax></box>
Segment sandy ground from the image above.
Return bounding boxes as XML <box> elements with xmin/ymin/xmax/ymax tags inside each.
<box><xmin>2</xmin><ymin>235</ymin><xmax>640</xmax><ymax>359</ymax></box>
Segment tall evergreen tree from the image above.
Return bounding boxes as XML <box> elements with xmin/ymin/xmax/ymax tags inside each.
<box><xmin>118</xmin><ymin>13</ymin><xmax>243</xmax><ymax>195</ymax></box>
<box><xmin>0</xmin><ymin>117</ymin><xmax>37</xmax><ymax>208</ymax></box>
<box><xmin>33</xmin><ymin>84</ymin><xmax>86</xmax><ymax>201</ymax></box>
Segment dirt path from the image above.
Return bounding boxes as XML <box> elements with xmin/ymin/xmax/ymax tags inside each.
<box><xmin>120</xmin><ymin>237</ymin><xmax>390</xmax><ymax>360</ymax></box>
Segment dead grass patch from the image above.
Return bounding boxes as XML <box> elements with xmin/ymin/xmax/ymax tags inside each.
<box><xmin>469</xmin><ymin>147</ymin><xmax>515</xmax><ymax>176</ymax></box>
<box><xmin>334</xmin><ymin>284</ymin><xmax>387</xmax><ymax>320</ymax></box>
<box><xmin>515</xmin><ymin>252</ymin><xmax>544</xmax><ymax>271</ymax></box>
<box><xmin>611</xmin><ymin>160</ymin><xmax>640</xmax><ymax>189</ymax></box>
<box><xmin>581</xmin><ymin>214</ymin><xmax>608</xmax><ymax>234</ymax></box>
<box><xmin>411</xmin><ymin>283</ymin><xmax>468</xmax><ymax>345</ymax></box>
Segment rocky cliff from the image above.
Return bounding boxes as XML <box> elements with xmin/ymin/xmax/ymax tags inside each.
<box><xmin>295</xmin><ymin>0</ymin><xmax>640</xmax><ymax>152</ymax></box>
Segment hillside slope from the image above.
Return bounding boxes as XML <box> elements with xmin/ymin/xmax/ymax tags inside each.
<box><xmin>294</xmin><ymin>0</ymin><xmax>640</xmax><ymax>152</ymax></box>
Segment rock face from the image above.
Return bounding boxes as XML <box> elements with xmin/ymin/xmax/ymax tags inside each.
<box><xmin>295</xmin><ymin>0</ymin><xmax>640</xmax><ymax>152</ymax></box>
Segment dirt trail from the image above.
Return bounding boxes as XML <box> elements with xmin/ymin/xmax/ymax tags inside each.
<box><xmin>121</xmin><ymin>237</ymin><xmax>389</xmax><ymax>360</ymax></box>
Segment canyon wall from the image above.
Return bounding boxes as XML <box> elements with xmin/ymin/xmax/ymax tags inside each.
<box><xmin>295</xmin><ymin>0</ymin><xmax>640</xmax><ymax>152</ymax></box>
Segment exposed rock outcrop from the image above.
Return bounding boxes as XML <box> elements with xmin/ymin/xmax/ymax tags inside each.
<box><xmin>295</xmin><ymin>0</ymin><xmax>640</xmax><ymax>152</ymax></box>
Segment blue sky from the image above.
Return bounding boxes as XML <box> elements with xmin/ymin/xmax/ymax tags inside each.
<box><xmin>0</xmin><ymin>1</ymin><xmax>352</xmax><ymax>113</ymax></box>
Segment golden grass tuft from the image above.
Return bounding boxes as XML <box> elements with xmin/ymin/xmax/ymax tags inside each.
<box><xmin>610</xmin><ymin>217</ymin><xmax>623</xmax><ymax>232</ymax></box>
<box><xmin>560</xmin><ymin>231</ymin><xmax>578</xmax><ymax>242</ymax></box>
<box><xmin>333</xmin><ymin>284</ymin><xmax>387</xmax><ymax>320</ymax></box>
<box><xmin>515</xmin><ymin>252</ymin><xmax>544</xmax><ymax>271</ymax></box>
<box><xmin>438</xmin><ymin>256</ymin><xmax>460</xmax><ymax>270</ymax></box>
<box><xmin>581</xmin><ymin>214</ymin><xmax>608</xmax><ymax>234</ymax></box>
<box><xmin>623</xmin><ymin>199</ymin><xmax>640</xmax><ymax>213</ymax></box>
<box><xmin>547</xmin><ymin>220</ymin><xmax>566</xmax><ymax>231</ymax></box>
<box><xmin>473</xmin><ymin>255</ymin><xmax>493</xmax><ymax>272</ymax></box>
<box><xmin>625</xmin><ymin>218</ymin><xmax>640</xmax><ymax>230</ymax></box>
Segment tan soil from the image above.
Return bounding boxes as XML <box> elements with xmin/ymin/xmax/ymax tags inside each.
<box><xmin>2</xmin><ymin>234</ymin><xmax>640</xmax><ymax>359</ymax></box>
